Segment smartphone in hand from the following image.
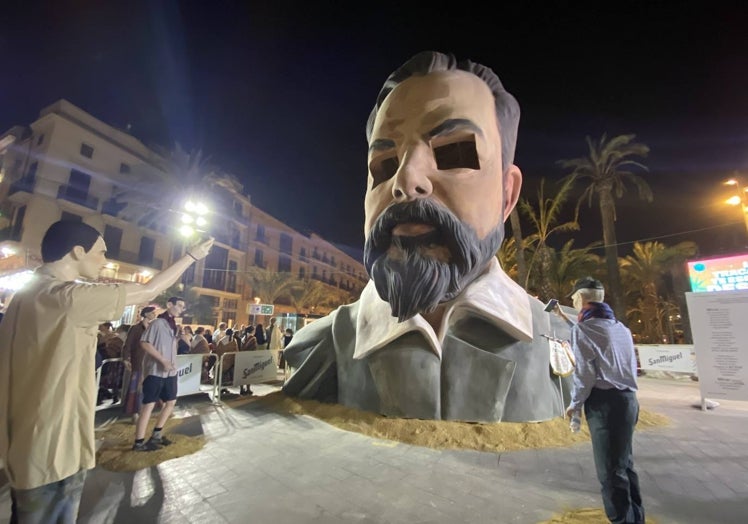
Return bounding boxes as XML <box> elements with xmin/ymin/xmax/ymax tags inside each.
<box><xmin>544</xmin><ymin>298</ymin><xmax>559</xmax><ymax>312</ymax></box>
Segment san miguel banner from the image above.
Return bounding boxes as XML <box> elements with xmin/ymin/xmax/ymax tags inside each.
<box><xmin>176</xmin><ymin>354</ymin><xmax>204</xmax><ymax>396</ymax></box>
<box><xmin>636</xmin><ymin>344</ymin><xmax>696</xmax><ymax>373</ymax></box>
<box><xmin>234</xmin><ymin>351</ymin><xmax>278</xmax><ymax>385</ymax></box>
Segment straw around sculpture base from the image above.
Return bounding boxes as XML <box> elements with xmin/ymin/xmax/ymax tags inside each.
<box><xmin>96</xmin><ymin>417</ymin><xmax>205</xmax><ymax>472</ymax></box>
<box><xmin>252</xmin><ymin>391</ymin><xmax>670</xmax><ymax>453</ymax></box>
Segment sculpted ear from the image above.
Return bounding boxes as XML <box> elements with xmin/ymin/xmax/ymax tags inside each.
<box><xmin>502</xmin><ymin>164</ymin><xmax>522</xmax><ymax>221</ymax></box>
<box><xmin>70</xmin><ymin>245</ymin><xmax>86</xmax><ymax>260</ymax></box>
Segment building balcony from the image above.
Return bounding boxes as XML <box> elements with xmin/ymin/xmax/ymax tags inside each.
<box><xmin>57</xmin><ymin>185</ymin><xmax>99</xmax><ymax>211</ymax></box>
<box><xmin>111</xmin><ymin>249</ymin><xmax>163</xmax><ymax>270</ymax></box>
<box><xmin>8</xmin><ymin>175</ymin><xmax>36</xmax><ymax>197</ymax></box>
<box><xmin>101</xmin><ymin>198</ymin><xmax>127</xmax><ymax>217</ymax></box>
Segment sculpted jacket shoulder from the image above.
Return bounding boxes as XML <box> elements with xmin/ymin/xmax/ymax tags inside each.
<box><xmin>283</xmin><ymin>261</ymin><xmax>573</xmax><ymax>423</ymax></box>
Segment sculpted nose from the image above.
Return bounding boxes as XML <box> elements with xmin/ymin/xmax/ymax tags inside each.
<box><xmin>392</xmin><ymin>149</ymin><xmax>433</xmax><ymax>201</ymax></box>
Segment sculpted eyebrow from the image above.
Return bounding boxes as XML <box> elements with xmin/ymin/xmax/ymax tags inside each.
<box><xmin>426</xmin><ymin>118</ymin><xmax>483</xmax><ymax>139</ymax></box>
<box><xmin>368</xmin><ymin>138</ymin><xmax>396</xmax><ymax>154</ymax></box>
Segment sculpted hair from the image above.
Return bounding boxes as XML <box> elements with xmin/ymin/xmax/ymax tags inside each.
<box><xmin>41</xmin><ymin>220</ymin><xmax>102</xmax><ymax>263</ymax></box>
<box><xmin>366</xmin><ymin>50</ymin><xmax>521</xmax><ymax>171</ymax></box>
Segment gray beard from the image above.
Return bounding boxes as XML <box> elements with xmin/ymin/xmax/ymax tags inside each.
<box><xmin>364</xmin><ymin>200</ymin><xmax>505</xmax><ymax>322</ymax></box>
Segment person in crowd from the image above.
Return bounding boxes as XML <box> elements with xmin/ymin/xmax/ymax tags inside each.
<box><xmin>282</xmin><ymin>328</ymin><xmax>294</xmax><ymax>349</ymax></box>
<box><xmin>176</xmin><ymin>325</ymin><xmax>191</xmax><ymax>355</ymax></box>
<box><xmin>564</xmin><ymin>277</ymin><xmax>644</xmax><ymax>524</ymax></box>
<box><xmin>98</xmin><ymin>324</ymin><xmax>130</xmax><ymax>405</ymax></box>
<box><xmin>266</xmin><ymin>317</ymin><xmax>283</xmax><ymax>349</ymax></box>
<box><xmin>213</xmin><ymin>321</ymin><xmax>227</xmax><ymax>343</ymax></box>
<box><xmin>254</xmin><ymin>323</ymin><xmax>266</xmax><ymax>347</ymax></box>
<box><xmin>123</xmin><ymin>306</ymin><xmax>157</xmax><ymax>422</ymax></box>
<box><xmin>190</xmin><ymin>326</ymin><xmax>213</xmax><ymax>383</ymax></box>
<box><xmin>204</xmin><ymin>328</ymin><xmax>214</xmax><ymax>345</ymax></box>
<box><xmin>283</xmin><ymin>51</ymin><xmax>573</xmax><ymax>423</ymax></box>
<box><xmin>241</xmin><ymin>325</ymin><xmax>258</xmax><ymax>351</ymax></box>
<box><xmin>278</xmin><ymin>328</ymin><xmax>294</xmax><ymax>372</ymax></box>
<box><xmin>133</xmin><ymin>296</ymin><xmax>187</xmax><ymax>451</ymax></box>
<box><xmin>0</xmin><ymin>220</ymin><xmax>213</xmax><ymax>521</ymax></box>
<box><xmin>215</xmin><ymin>328</ymin><xmax>239</xmax><ymax>395</ymax></box>
<box><xmin>238</xmin><ymin>326</ymin><xmax>255</xmax><ymax>396</ymax></box>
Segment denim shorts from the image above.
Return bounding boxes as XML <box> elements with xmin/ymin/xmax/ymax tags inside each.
<box><xmin>142</xmin><ymin>375</ymin><xmax>178</xmax><ymax>404</ymax></box>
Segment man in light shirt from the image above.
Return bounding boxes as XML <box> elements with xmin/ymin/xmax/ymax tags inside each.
<box><xmin>0</xmin><ymin>220</ymin><xmax>213</xmax><ymax>523</ymax></box>
<box><xmin>565</xmin><ymin>277</ymin><xmax>644</xmax><ymax>524</ymax></box>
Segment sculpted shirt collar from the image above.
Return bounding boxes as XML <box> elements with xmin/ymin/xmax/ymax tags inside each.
<box><xmin>354</xmin><ymin>258</ymin><xmax>533</xmax><ymax>360</ymax></box>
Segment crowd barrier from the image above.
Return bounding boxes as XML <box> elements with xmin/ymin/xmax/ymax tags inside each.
<box><xmin>214</xmin><ymin>350</ymin><xmax>279</xmax><ymax>402</ymax></box>
<box><xmin>95</xmin><ymin>351</ymin><xmax>281</xmax><ymax>409</ymax></box>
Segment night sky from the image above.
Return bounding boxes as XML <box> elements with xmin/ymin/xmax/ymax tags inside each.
<box><xmin>2</xmin><ymin>1</ymin><xmax>747</xmax><ymax>261</ymax></box>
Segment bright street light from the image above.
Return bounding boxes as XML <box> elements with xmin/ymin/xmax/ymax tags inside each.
<box><xmin>723</xmin><ymin>177</ymin><xmax>748</xmax><ymax>236</ymax></box>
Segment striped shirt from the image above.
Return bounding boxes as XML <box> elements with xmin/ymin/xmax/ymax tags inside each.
<box><xmin>568</xmin><ymin>317</ymin><xmax>638</xmax><ymax>411</ymax></box>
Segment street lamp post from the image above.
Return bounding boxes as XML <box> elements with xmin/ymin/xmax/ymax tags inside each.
<box><xmin>724</xmin><ymin>178</ymin><xmax>748</xmax><ymax>237</ymax></box>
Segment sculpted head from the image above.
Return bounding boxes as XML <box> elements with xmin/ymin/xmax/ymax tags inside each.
<box><xmin>41</xmin><ymin>220</ymin><xmax>108</xmax><ymax>280</ymax></box>
<box><xmin>363</xmin><ymin>51</ymin><xmax>522</xmax><ymax>321</ymax></box>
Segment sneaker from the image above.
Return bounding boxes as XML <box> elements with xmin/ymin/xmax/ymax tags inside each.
<box><xmin>132</xmin><ymin>440</ymin><xmax>161</xmax><ymax>452</ymax></box>
<box><xmin>148</xmin><ymin>435</ymin><xmax>173</xmax><ymax>447</ymax></box>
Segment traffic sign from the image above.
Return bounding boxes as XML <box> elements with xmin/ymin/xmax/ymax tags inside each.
<box><xmin>248</xmin><ymin>304</ymin><xmax>275</xmax><ymax>315</ymax></box>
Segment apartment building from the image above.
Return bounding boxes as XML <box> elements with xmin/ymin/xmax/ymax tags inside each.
<box><xmin>0</xmin><ymin>99</ymin><xmax>367</xmax><ymax>326</ymax></box>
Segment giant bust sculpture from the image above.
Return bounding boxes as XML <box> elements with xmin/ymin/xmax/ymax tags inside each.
<box><xmin>283</xmin><ymin>51</ymin><xmax>572</xmax><ymax>422</ymax></box>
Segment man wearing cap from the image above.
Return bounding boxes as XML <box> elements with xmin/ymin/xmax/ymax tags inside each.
<box><xmin>122</xmin><ymin>306</ymin><xmax>158</xmax><ymax>422</ymax></box>
<box><xmin>564</xmin><ymin>277</ymin><xmax>645</xmax><ymax>524</ymax></box>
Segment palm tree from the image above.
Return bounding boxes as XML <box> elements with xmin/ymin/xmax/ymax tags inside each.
<box><xmin>245</xmin><ymin>267</ymin><xmax>302</xmax><ymax>305</ymax></box>
<box><xmin>544</xmin><ymin>239</ymin><xmax>604</xmax><ymax>303</ymax></box>
<box><xmin>559</xmin><ymin>134</ymin><xmax>651</xmax><ymax>321</ymax></box>
<box><xmin>291</xmin><ymin>280</ymin><xmax>351</xmax><ymax>313</ymax></box>
<box><xmin>519</xmin><ymin>177</ymin><xmax>579</xmax><ymax>301</ymax></box>
<box><xmin>508</xmin><ymin>208</ymin><xmax>528</xmax><ymax>287</ymax></box>
<box><xmin>620</xmin><ymin>240</ymin><xmax>697</xmax><ymax>342</ymax></box>
<box><xmin>154</xmin><ymin>283</ymin><xmax>216</xmax><ymax>324</ymax></box>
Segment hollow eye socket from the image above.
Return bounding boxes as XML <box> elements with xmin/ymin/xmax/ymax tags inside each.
<box><xmin>433</xmin><ymin>136</ymin><xmax>480</xmax><ymax>170</ymax></box>
<box><xmin>370</xmin><ymin>155</ymin><xmax>400</xmax><ymax>188</ymax></box>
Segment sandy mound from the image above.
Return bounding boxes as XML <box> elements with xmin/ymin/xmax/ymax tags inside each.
<box><xmin>250</xmin><ymin>391</ymin><xmax>670</xmax><ymax>452</ymax></box>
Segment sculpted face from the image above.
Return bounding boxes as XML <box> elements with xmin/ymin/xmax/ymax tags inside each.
<box><xmin>167</xmin><ymin>300</ymin><xmax>186</xmax><ymax>318</ymax></box>
<box><xmin>77</xmin><ymin>237</ymin><xmax>108</xmax><ymax>280</ymax></box>
<box><xmin>363</xmin><ymin>70</ymin><xmax>522</xmax><ymax>320</ymax></box>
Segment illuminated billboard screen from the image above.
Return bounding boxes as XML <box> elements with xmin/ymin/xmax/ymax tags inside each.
<box><xmin>687</xmin><ymin>253</ymin><xmax>748</xmax><ymax>292</ymax></box>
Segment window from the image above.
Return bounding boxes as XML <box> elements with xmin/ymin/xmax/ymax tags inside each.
<box><xmin>36</xmin><ymin>134</ymin><xmax>44</xmax><ymax>146</ymax></box>
<box><xmin>298</xmin><ymin>267</ymin><xmax>305</xmax><ymax>279</ymax></box>
<box><xmin>103</xmin><ymin>225</ymin><xmax>123</xmax><ymax>258</ymax></box>
<box><xmin>254</xmin><ymin>249</ymin><xmax>264</xmax><ymax>268</ymax></box>
<box><xmin>278</xmin><ymin>255</ymin><xmax>291</xmax><ymax>273</ymax></box>
<box><xmin>256</xmin><ymin>224</ymin><xmax>266</xmax><ymax>243</ymax></box>
<box><xmin>80</xmin><ymin>143</ymin><xmax>94</xmax><ymax>158</ymax></box>
<box><xmin>26</xmin><ymin>162</ymin><xmax>38</xmax><ymax>185</ymax></box>
<box><xmin>300</xmin><ymin>247</ymin><xmax>307</xmax><ymax>260</ymax></box>
<box><xmin>280</xmin><ymin>233</ymin><xmax>293</xmax><ymax>255</ymax></box>
<box><xmin>60</xmin><ymin>212</ymin><xmax>82</xmax><ymax>222</ymax></box>
<box><xmin>227</xmin><ymin>260</ymin><xmax>238</xmax><ymax>293</ymax></box>
<box><xmin>119</xmin><ymin>163</ymin><xmax>130</xmax><ymax>174</ymax></box>
<box><xmin>203</xmin><ymin>246</ymin><xmax>228</xmax><ymax>290</ymax></box>
<box><xmin>10</xmin><ymin>206</ymin><xmax>26</xmax><ymax>241</ymax></box>
<box><xmin>223</xmin><ymin>299</ymin><xmax>238</xmax><ymax>310</ymax></box>
<box><xmin>138</xmin><ymin>236</ymin><xmax>155</xmax><ymax>266</ymax></box>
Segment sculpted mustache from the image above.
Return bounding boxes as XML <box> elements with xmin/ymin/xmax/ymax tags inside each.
<box><xmin>365</xmin><ymin>200</ymin><xmax>476</xmax><ymax>269</ymax></box>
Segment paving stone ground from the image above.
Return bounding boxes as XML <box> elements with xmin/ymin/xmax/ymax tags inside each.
<box><xmin>1</xmin><ymin>374</ymin><xmax>747</xmax><ymax>523</ymax></box>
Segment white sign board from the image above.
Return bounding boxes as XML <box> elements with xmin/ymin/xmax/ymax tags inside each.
<box><xmin>176</xmin><ymin>354</ymin><xmax>204</xmax><ymax>397</ymax></box>
<box><xmin>636</xmin><ymin>344</ymin><xmax>696</xmax><ymax>373</ymax></box>
<box><xmin>686</xmin><ymin>291</ymin><xmax>748</xmax><ymax>401</ymax></box>
<box><xmin>233</xmin><ymin>351</ymin><xmax>277</xmax><ymax>385</ymax></box>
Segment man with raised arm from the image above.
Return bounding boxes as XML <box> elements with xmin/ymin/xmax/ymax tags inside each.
<box><xmin>0</xmin><ymin>220</ymin><xmax>212</xmax><ymax>523</ymax></box>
